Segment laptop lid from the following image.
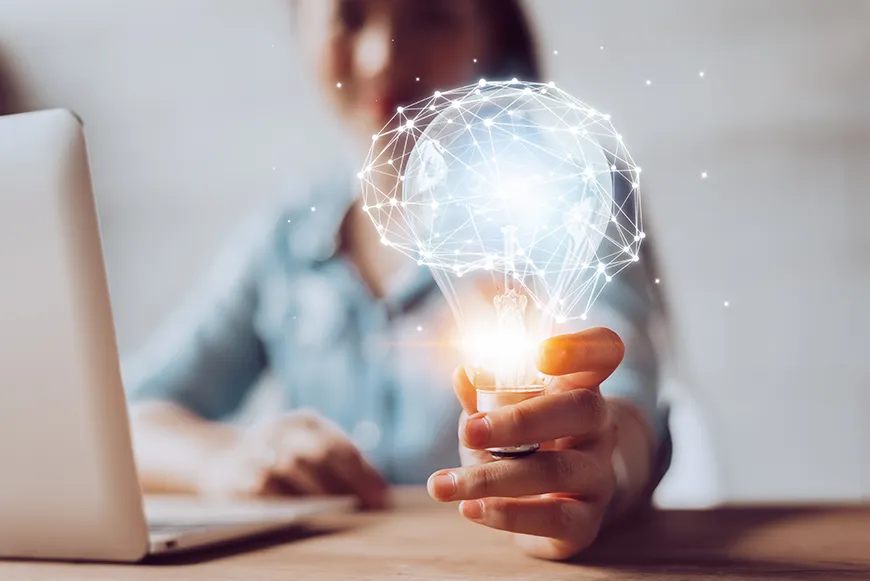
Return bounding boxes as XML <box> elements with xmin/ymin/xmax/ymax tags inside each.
<box><xmin>0</xmin><ymin>109</ymin><xmax>149</xmax><ymax>561</ymax></box>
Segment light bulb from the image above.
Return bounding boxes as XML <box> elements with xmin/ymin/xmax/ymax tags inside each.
<box><xmin>359</xmin><ymin>81</ymin><xmax>643</xmax><ymax>458</ymax></box>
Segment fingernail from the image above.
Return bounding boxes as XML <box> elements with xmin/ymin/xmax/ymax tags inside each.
<box><xmin>464</xmin><ymin>413</ymin><xmax>490</xmax><ymax>447</ymax></box>
<box><xmin>460</xmin><ymin>500</ymin><xmax>484</xmax><ymax>520</ymax></box>
<box><xmin>429</xmin><ymin>472</ymin><xmax>457</xmax><ymax>500</ymax></box>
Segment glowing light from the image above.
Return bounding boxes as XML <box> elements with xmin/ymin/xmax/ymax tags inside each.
<box><xmin>336</xmin><ymin>82</ymin><xmax>342</xmax><ymax>88</ymax></box>
<box><xmin>310</xmin><ymin>206</ymin><xmax>316</xmax><ymax>212</ymax></box>
<box><xmin>701</xmin><ymin>171</ymin><xmax>708</xmax><ymax>179</ymax></box>
<box><xmin>417</xmin><ymin>325</ymin><xmax>423</xmax><ymax>332</ymax></box>
<box><xmin>646</xmin><ymin>80</ymin><xmax>652</xmax><ymax>86</ymax></box>
<box><xmin>359</xmin><ymin>79</ymin><xmax>643</xmax><ymax>373</ymax></box>
<box><xmin>416</xmin><ymin>77</ymin><xmax>420</xmax><ymax>81</ymax></box>
<box><xmin>724</xmin><ymin>301</ymin><xmax>730</xmax><ymax>307</ymax></box>
<box><xmin>553</xmin><ymin>50</ymin><xmax>559</xmax><ymax>55</ymax></box>
<box><xmin>372</xmin><ymin>134</ymin><xmax>379</xmax><ymax>141</ymax></box>
<box><xmin>655</xmin><ymin>278</ymin><xmax>660</xmax><ymax>284</ymax></box>
<box><xmin>700</xmin><ymin>71</ymin><xmax>705</xmax><ymax>78</ymax></box>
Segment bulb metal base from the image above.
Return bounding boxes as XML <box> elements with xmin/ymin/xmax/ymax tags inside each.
<box><xmin>476</xmin><ymin>386</ymin><xmax>545</xmax><ymax>460</ymax></box>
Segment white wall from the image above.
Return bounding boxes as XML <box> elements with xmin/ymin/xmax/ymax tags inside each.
<box><xmin>0</xmin><ymin>0</ymin><xmax>867</xmax><ymax>502</ymax></box>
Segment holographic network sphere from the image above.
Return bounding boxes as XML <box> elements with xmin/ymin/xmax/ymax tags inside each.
<box><xmin>360</xmin><ymin>79</ymin><xmax>643</xmax><ymax>326</ymax></box>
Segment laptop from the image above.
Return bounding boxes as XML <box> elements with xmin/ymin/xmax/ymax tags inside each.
<box><xmin>0</xmin><ymin>109</ymin><xmax>354</xmax><ymax>562</ymax></box>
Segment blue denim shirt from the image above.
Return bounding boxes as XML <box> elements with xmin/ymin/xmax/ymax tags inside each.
<box><xmin>124</xmin><ymin>172</ymin><xmax>670</xmax><ymax>484</ymax></box>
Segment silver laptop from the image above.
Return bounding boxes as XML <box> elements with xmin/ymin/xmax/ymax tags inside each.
<box><xmin>0</xmin><ymin>109</ymin><xmax>353</xmax><ymax>562</ymax></box>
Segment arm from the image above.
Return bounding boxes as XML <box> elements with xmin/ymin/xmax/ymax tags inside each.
<box><xmin>590</xmin><ymin>256</ymin><xmax>671</xmax><ymax>521</ymax></box>
<box><xmin>122</xmin><ymin>211</ymin><xmax>272</xmax><ymax>494</ymax></box>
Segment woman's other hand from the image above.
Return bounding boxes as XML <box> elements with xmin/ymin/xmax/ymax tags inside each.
<box><xmin>199</xmin><ymin>410</ymin><xmax>388</xmax><ymax>508</ymax></box>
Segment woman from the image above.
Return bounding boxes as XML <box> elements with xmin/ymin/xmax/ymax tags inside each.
<box><xmin>125</xmin><ymin>0</ymin><xmax>670</xmax><ymax>560</ymax></box>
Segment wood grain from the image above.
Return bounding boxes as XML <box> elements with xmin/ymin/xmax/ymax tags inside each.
<box><xmin>0</xmin><ymin>488</ymin><xmax>868</xmax><ymax>580</ymax></box>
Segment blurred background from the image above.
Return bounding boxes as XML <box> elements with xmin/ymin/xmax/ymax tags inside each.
<box><xmin>0</xmin><ymin>0</ymin><xmax>867</xmax><ymax>505</ymax></box>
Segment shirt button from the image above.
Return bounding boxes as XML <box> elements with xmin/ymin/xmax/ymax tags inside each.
<box><xmin>352</xmin><ymin>420</ymin><xmax>381</xmax><ymax>452</ymax></box>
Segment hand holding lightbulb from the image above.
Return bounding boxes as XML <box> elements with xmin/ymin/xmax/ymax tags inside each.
<box><xmin>427</xmin><ymin>327</ymin><xmax>630</xmax><ymax>561</ymax></box>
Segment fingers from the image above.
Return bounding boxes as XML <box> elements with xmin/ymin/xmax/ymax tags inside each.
<box><xmin>458</xmin><ymin>496</ymin><xmax>603</xmax><ymax>557</ymax></box>
<box><xmin>537</xmin><ymin>328</ymin><xmax>624</xmax><ymax>387</ymax></box>
<box><xmin>452</xmin><ymin>367</ymin><xmax>478</xmax><ymax>414</ymax></box>
<box><xmin>428</xmin><ymin>450</ymin><xmax>614</xmax><ymax>502</ymax></box>
<box><xmin>270</xmin><ymin>415</ymin><xmax>388</xmax><ymax>508</ymax></box>
<box><xmin>460</xmin><ymin>388</ymin><xmax>609</xmax><ymax>450</ymax></box>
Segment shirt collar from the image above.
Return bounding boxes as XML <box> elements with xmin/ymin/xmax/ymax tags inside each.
<box><xmin>286</xmin><ymin>171</ymin><xmax>438</xmax><ymax>313</ymax></box>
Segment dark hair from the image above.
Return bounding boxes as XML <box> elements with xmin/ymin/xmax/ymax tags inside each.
<box><xmin>478</xmin><ymin>0</ymin><xmax>542</xmax><ymax>82</ymax></box>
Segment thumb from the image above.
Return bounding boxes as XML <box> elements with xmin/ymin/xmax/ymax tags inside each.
<box><xmin>452</xmin><ymin>367</ymin><xmax>478</xmax><ymax>414</ymax></box>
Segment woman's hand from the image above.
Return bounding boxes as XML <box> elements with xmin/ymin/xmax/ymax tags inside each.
<box><xmin>427</xmin><ymin>327</ymin><xmax>628</xmax><ymax>560</ymax></box>
<box><xmin>199</xmin><ymin>410</ymin><xmax>388</xmax><ymax>508</ymax></box>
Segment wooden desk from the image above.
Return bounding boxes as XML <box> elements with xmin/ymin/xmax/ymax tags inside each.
<box><xmin>1</xmin><ymin>488</ymin><xmax>868</xmax><ymax>580</ymax></box>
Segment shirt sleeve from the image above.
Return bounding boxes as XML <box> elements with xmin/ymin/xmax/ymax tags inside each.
<box><xmin>121</xmin><ymin>210</ymin><xmax>275</xmax><ymax>421</ymax></box>
<box><xmin>583</xmin><ymin>255</ymin><xmax>670</xmax><ymax>445</ymax></box>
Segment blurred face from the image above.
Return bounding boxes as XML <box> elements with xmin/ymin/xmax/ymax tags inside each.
<box><xmin>298</xmin><ymin>0</ymin><xmax>490</xmax><ymax>147</ymax></box>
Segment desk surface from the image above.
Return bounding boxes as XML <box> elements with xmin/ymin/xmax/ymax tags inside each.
<box><xmin>2</xmin><ymin>488</ymin><xmax>868</xmax><ymax>580</ymax></box>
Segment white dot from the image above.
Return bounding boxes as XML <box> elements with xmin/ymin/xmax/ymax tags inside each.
<box><xmin>646</xmin><ymin>80</ymin><xmax>652</xmax><ymax>86</ymax></box>
<box><xmin>616</xmin><ymin>134</ymin><xmax>623</xmax><ymax>141</ymax></box>
<box><xmin>610</xmin><ymin>164</ymin><xmax>617</xmax><ymax>171</ymax></box>
<box><xmin>357</xmin><ymin>172</ymin><xmax>364</xmax><ymax>179</ymax></box>
<box><xmin>417</xmin><ymin>325</ymin><xmax>423</xmax><ymax>332</ymax></box>
<box><xmin>372</xmin><ymin>134</ymin><xmax>378</xmax><ymax>141</ymax></box>
<box><xmin>553</xmin><ymin>50</ymin><xmax>559</xmax><ymax>55</ymax></box>
<box><xmin>624</xmin><ymin>246</ymin><xmax>632</xmax><ymax>253</ymax></box>
<box><xmin>387</xmin><ymin>159</ymin><xmax>393</xmax><ymax>165</ymax></box>
<box><xmin>700</xmin><ymin>71</ymin><xmax>705</xmax><ymax>78</ymax></box>
<box><xmin>581</xmin><ymin>313</ymin><xmax>588</xmax><ymax>321</ymax></box>
<box><xmin>606</xmin><ymin>276</ymin><xmax>613</xmax><ymax>282</ymax></box>
<box><xmin>597</xmin><ymin>263</ymin><xmax>606</xmax><ymax>272</ymax></box>
<box><xmin>473</xmin><ymin>58</ymin><xmax>478</xmax><ymax>63</ymax></box>
<box><xmin>336</xmin><ymin>82</ymin><xmax>342</xmax><ymax>88</ymax></box>
<box><xmin>479</xmin><ymin>78</ymin><xmax>487</xmax><ymax>86</ymax></box>
<box><xmin>724</xmin><ymin>301</ymin><xmax>730</xmax><ymax>307</ymax></box>
<box><xmin>655</xmin><ymin>278</ymin><xmax>660</xmax><ymax>284</ymax></box>
<box><xmin>362</xmin><ymin>205</ymin><xmax>369</xmax><ymax>212</ymax></box>
<box><xmin>511</xmin><ymin>77</ymin><xmax>518</xmax><ymax>83</ymax></box>
<box><xmin>632</xmin><ymin>255</ymin><xmax>639</xmax><ymax>262</ymax></box>
<box><xmin>397</xmin><ymin>106</ymin><xmax>404</xmax><ymax>113</ymax></box>
<box><xmin>635</xmin><ymin>166</ymin><xmax>642</xmax><ymax>174</ymax></box>
<box><xmin>701</xmin><ymin>171</ymin><xmax>708</xmax><ymax>179</ymax></box>
<box><xmin>640</xmin><ymin>232</ymin><xmax>647</xmax><ymax>239</ymax></box>
<box><xmin>272</xmin><ymin>166</ymin><xmax>275</xmax><ymax>171</ymax></box>
<box><xmin>548</xmin><ymin>81</ymin><xmax>556</xmax><ymax>88</ymax></box>
<box><xmin>310</xmin><ymin>206</ymin><xmax>316</xmax><ymax>212</ymax></box>
<box><xmin>484</xmin><ymin>118</ymin><xmax>493</xmax><ymax>127</ymax></box>
<box><xmin>434</xmin><ymin>91</ymin><xmax>441</xmax><ymax>97</ymax></box>
<box><xmin>632</xmin><ymin>182</ymin><xmax>640</xmax><ymax>188</ymax></box>
<box><xmin>390</xmin><ymin>198</ymin><xmax>397</xmax><ymax>206</ymax></box>
<box><xmin>600</xmin><ymin>45</ymin><xmax>604</xmax><ymax>50</ymax></box>
<box><xmin>415</xmin><ymin>77</ymin><xmax>420</xmax><ymax>81</ymax></box>
<box><xmin>634</xmin><ymin>235</ymin><xmax>640</xmax><ymax>242</ymax></box>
